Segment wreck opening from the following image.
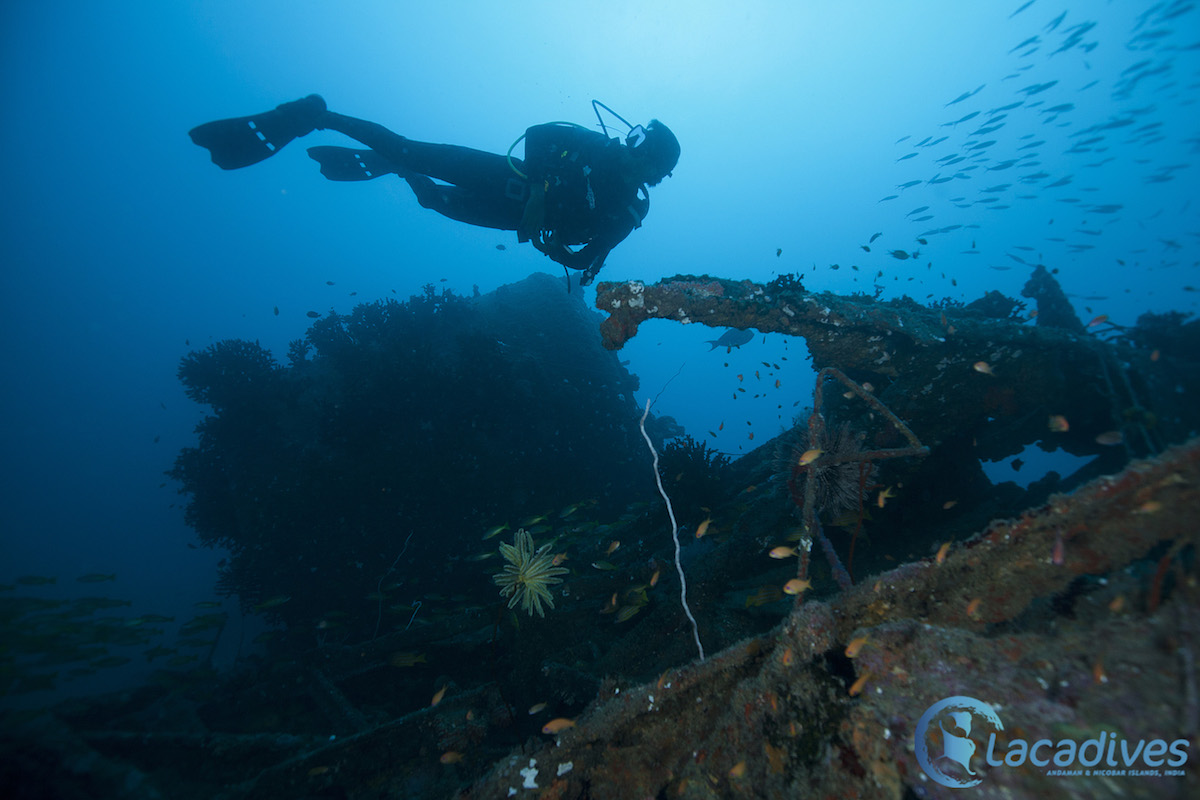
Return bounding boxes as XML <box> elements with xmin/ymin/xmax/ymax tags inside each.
<box><xmin>981</xmin><ymin>443</ymin><xmax>1097</xmax><ymax>489</ymax></box>
<box><xmin>618</xmin><ymin>318</ymin><xmax>817</xmax><ymax>459</ymax></box>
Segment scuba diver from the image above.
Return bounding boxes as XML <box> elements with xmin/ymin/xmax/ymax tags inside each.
<box><xmin>189</xmin><ymin>95</ymin><xmax>680</xmax><ymax>286</ymax></box>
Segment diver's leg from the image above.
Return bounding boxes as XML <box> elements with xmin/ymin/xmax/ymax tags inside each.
<box><xmin>317</xmin><ymin>111</ymin><xmax>527</xmax><ymax>230</ymax></box>
<box><xmin>314</xmin><ymin>112</ymin><xmax>413</xmax><ymax>167</ymax></box>
<box><xmin>318</xmin><ymin>112</ymin><xmax>523</xmax><ymax>194</ymax></box>
<box><xmin>402</xmin><ymin>176</ymin><xmax>525</xmax><ymax>231</ymax></box>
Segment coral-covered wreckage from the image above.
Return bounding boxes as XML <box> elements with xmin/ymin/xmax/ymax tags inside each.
<box><xmin>3</xmin><ymin>269</ymin><xmax>1199</xmax><ymax>799</ymax></box>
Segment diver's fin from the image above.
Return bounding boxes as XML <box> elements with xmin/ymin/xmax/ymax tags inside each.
<box><xmin>189</xmin><ymin>94</ymin><xmax>326</xmax><ymax>170</ymax></box>
<box><xmin>306</xmin><ymin>146</ymin><xmax>397</xmax><ymax>181</ymax></box>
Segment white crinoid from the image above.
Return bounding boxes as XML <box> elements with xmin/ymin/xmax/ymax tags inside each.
<box><xmin>493</xmin><ymin>528</ymin><xmax>569</xmax><ymax>617</ymax></box>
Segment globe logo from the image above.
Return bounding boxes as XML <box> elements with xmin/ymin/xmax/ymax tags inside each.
<box><xmin>914</xmin><ymin>696</ymin><xmax>1004</xmax><ymax>788</ymax></box>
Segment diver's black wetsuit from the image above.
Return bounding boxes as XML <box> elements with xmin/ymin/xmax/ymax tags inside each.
<box><xmin>315</xmin><ymin>112</ymin><xmax>648</xmax><ymax>278</ymax></box>
<box><xmin>319</xmin><ymin>111</ymin><xmax>531</xmax><ymax>231</ymax></box>
<box><xmin>190</xmin><ymin>96</ymin><xmax>658</xmax><ymax>282</ymax></box>
<box><xmin>518</xmin><ymin>122</ymin><xmax>649</xmax><ymax>276</ymax></box>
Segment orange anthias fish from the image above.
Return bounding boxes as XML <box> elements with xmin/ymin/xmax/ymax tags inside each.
<box><xmin>542</xmin><ymin>717</ymin><xmax>576</xmax><ymax>735</ymax></box>
<box><xmin>783</xmin><ymin>578</ymin><xmax>812</xmax><ymax>595</ymax></box>
<box><xmin>1047</xmin><ymin>414</ymin><xmax>1070</xmax><ymax>433</ymax></box>
<box><xmin>844</xmin><ymin>636</ymin><xmax>869</xmax><ymax>659</ymax></box>
<box><xmin>1088</xmin><ymin>314</ymin><xmax>1109</xmax><ymax>327</ymax></box>
<box><xmin>431</xmin><ymin>685</ymin><xmax>447</xmax><ymax>706</ymax></box>
<box><xmin>797</xmin><ymin>448</ymin><xmax>823</xmax><ymax>467</ymax></box>
<box><xmin>876</xmin><ymin>486</ymin><xmax>897</xmax><ymax>508</ymax></box>
<box><xmin>695</xmin><ymin>517</ymin><xmax>713</xmax><ymax>539</ymax></box>
<box><xmin>769</xmin><ymin>546</ymin><xmax>798</xmax><ymax>559</ymax></box>
<box><xmin>973</xmin><ymin>361</ymin><xmax>995</xmax><ymax>376</ymax></box>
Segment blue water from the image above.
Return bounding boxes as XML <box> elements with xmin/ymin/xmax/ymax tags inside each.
<box><xmin>2</xmin><ymin>0</ymin><xmax>1197</xmax><ymax>703</ymax></box>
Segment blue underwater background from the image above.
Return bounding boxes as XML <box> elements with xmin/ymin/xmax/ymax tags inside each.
<box><xmin>2</xmin><ymin>1</ymin><xmax>1199</xmax><ymax>797</ymax></box>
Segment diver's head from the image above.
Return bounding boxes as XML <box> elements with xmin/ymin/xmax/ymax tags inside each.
<box><xmin>626</xmin><ymin>119</ymin><xmax>679</xmax><ymax>186</ymax></box>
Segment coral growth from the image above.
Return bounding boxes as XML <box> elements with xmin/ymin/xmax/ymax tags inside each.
<box><xmin>659</xmin><ymin>433</ymin><xmax>732</xmax><ymax>514</ymax></box>
<box><xmin>456</xmin><ymin>437</ymin><xmax>1200</xmax><ymax>800</ymax></box>
<box><xmin>176</xmin><ymin>339</ymin><xmax>281</xmax><ymax>411</ymax></box>
<box><xmin>784</xmin><ymin>422</ymin><xmax>873</xmax><ymax>521</ymax></box>
<box><xmin>493</xmin><ymin>529</ymin><xmax>569</xmax><ymax>617</ymax></box>
<box><xmin>787</xmin><ymin>368</ymin><xmax>929</xmax><ymax>588</ymax></box>
<box><xmin>168</xmin><ymin>273</ymin><xmax>646</xmax><ymax>639</ymax></box>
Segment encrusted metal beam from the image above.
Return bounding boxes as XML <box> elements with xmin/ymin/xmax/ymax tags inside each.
<box><xmin>594</xmin><ymin>273</ymin><xmax>1149</xmax><ymax>455</ymax></box>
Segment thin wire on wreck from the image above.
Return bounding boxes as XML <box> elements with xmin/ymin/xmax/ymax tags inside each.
<box><xmin>639</xmin><ymin>398</ymin><xmax>705</xmax><ymax>661</ymax></box>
